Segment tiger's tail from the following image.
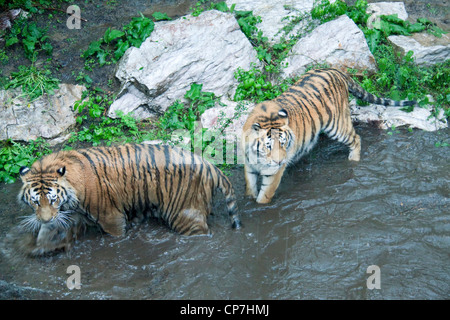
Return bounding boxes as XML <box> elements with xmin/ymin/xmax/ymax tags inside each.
<box><xmin>217</xmin><ymin>170</ymin><xmax>242</xmax><ymax>230</ymax></box>
<box><xmin>346</xmin><ymin>75</ymin><xmax>417</xmax><ymax>107</ymax></box>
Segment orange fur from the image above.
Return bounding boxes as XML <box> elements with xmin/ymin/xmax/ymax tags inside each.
<box><xmin>18</xmin><ymin>143</ymin><xmax>241</xmax><ymax>255</ymax></box>
<box><xmin>242</xmin><ymin>68</ymin><xmax>416</xmax><ymax>203</ymax></box>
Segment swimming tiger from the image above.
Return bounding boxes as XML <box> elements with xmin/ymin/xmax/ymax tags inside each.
<box><xmin>17</xmin><ymin>143</ymin><xmax>241</xmax><ymax>255</ymax></box>
<box><xmin>242</xmin><ymin>68</ymin><xmax>416</xmax><ymax>204</ymax></box>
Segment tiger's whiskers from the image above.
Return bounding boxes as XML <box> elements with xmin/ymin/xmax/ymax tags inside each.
<box><xmin>19</xmin><ymin>212</ymin><xmax>75</xmax><ymax>233</ymax></box>
<box><xmin>19</xmin><ymin>215</ymin><xmax>41</xmax><ymax>233</ymax></box>
<box><xmin>53</xmin><ymin>211</ymin><xmax>75</xmax><ymax>230</ymax></box>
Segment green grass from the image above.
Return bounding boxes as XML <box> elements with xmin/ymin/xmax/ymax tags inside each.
<box><xmin>4</xmin><ymin>64</ymin><xmax>60</xmax><ymax>102</ymax></box>
<box><xmin>2</xmin><ymin>10</ymin><xmax>58</xmax><ymax>101</ymax></box>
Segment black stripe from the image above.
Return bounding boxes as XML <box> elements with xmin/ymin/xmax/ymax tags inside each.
<box><xmin>170</xmin><ymin>160</ymin><xmax>186</xmax><ymax>221</ymax></box>
<box><xmin>134</xmin><ymin>144</ymin><xmax>143</xmax><ymax>180</ymax></box>
<box><xmin>301</xmin><ymin>98</ymin><xmax>317</xmax><ymax>136</ymax></box>
<box><xmin>312</xmin><ymin>73</ymin><xmax>332</xmax><ymax>92</ymax></box>
<box><xmin>92</xmin><ymin>148</ymin><xmax>123</xmax><ymax>217</ymax></box>
<box><xmin>306</xmin><ymin>82</ymin><xmax>324</xmax><ymax>96</ymax></box>
<box><xmin>294</xmin><ymin>109</ymin><xmax>305</xmax><ymax>154</ymax></box>
<box><xmin>165</xmin><ymin>150</ymin><xmax>184</xmax><ymax>221</ymax></box>
<box><xmin>297</xmin><ymin>73</ymin><xmax>315</xmax><ymax>85</ymax></box>
<box><xmin>141</xmin><ymin>147</ymin><xmax>153</xmax><ymax>212</ymax></box>
<box><xmin>148</xmin><ymin>145</ymin><xmax>163</xmax><ymax>210</ymax></box>
<box><xmin>134</xmin><ymin>144</ymin><xmax>144</xmax><ymax>212</ymax></box>
<box><xmin>78</xmin><ymin>150</ymin><xmax>104</xmax><ymax>221</ymax></box>
<box><xmin>117</xmin><ymin>147</ymin><xmax>130</xmax><ymax>202</ymax></box>
<box><xmin>169</xmin><ymin>151</ymin><xmax>196</xmax><ymax>228</ymax></box>
<box><xmin>125</xmin><ymin>145</ymin><xmax>138</xmax><ymax>210</ymax></box>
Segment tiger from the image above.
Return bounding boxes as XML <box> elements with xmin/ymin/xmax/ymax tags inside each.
<box><xmin>242</xmin><ymin>68</ymin><xmax>416</xmax><ymax>204</ymax></box>
<box><xmin>17</xmin><ymin>143</ymin><xmax>241</xmax><ymax>255</ymax></box>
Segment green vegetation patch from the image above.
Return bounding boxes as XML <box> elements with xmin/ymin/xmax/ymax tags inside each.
<box><xmin>82</xmin><ymin>13</ymin><xmax>155</xmax><ymax>67</ymax></box>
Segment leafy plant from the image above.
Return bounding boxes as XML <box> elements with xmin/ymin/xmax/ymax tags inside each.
<box><xmin>0</xmin><ymin>138</ymin><xmax>51</xmax><ymax>183</ymax></box>
<box><xmin>190</xmin><ymin>0</ymin><xmax>233</xmax><ymax>16</ymax></box>
<box><xmin>73</xmin><ymin>71</ymin><xmax>93</xmax><ymax>88</ymax></box>
<box><xmin>5</xmin><ymin>18</ymin><xmax>53</xmax><ymax>61</ymax></box>
<box><xmin>1</xmin><ymin>11</ymin><xmax>58</xmax><ymax>102</ymax></box>
<box><xmin>69</xmin><ymin>89</ymin><xmax>157</xmax><ymax>146</ymax></box>
<box><xmin>70</xmin><ymin>83</ymin><xmax>220</xmax><ymax>149</ymax></box>
<box><xmin>363</xmin><ymin>14</ymin><xmax>447</xmax><ymax>54</ymax></box>
<box><xmin>5</xmin><ymin>64</ymin><xmax>60</xmax><ymax>102</ymax></box>
<box><xmin>152</xmin><ymin>11</ymin><xmax>171</xmax><ymax>21</ymax></box>
<box><xmin>70</xmin><ymin>113</ymin><xmax>141</xmax><ymax>146</ymax></box>
<box><xmin>311</xmin><ymin>0</ymin><xmax>348</xmax><ymax>23</ymax></box>
<box><xmin>158</xmin><ymin>100</ymin><xmax>192</xmax><ymax>132</ymax></box>
<box><xmin>233</xmin><ymin>66</ymin><xmax>296</xmax><ymax>103</ymax></box>
<box><xmin>158</xmin><ymin>83</ymin><xmax>219</xmax><ymax>133</ymax></box>
<box><xmin>0</xmin><ymin>0</ymin><xmax>68</xmax><ymax>12</ymax></box>
<box><xmin>82</xmin><ymin>13</ymin><xmax>155</xmax><ymax>66</ymax></box>
<box><xmin>234</xmin><ymin>10</ymin><xmax>262</xmax><ymax>40</ymax></box>
<box><xmin>0</xmin><ymin>49</ymin><xmax>8</xmax><ymax>64</ymax></box>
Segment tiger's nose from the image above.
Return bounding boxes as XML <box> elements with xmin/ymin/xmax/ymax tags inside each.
<box><xmin>271</xmin><ymin>159</ymin><xmax>283</xmax><ymax>166</ymax></box>
<box><xmin>40</xmin><ymin>216</ymin><xmax>53</xmax><ymax>223</ymax></box>
<box><xmin>37</xmin><ymin>209</ymin><xmax>54</xmax><ymax>223</ymax></box>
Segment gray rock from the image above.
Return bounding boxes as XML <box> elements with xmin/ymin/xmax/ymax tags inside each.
<box><xmin>282</xmin><ymin>15</ymin><xmax>377</xmax><ymax>78</ymax></box>
<box><xmin>366</xmin><ymin>1</ymin><xmax>408</xmax><ymax>29</ymax></box>
<box><xmin>0</xmin><ymin>84</ymin><xmax>85</xmax><ymax>144</ymax></box>
<box><xmin>388</xmin><ymin>33</ymin><xmax>450</xmax><ymax>66</ymax></box>
<box><xmin>350</xmin><ymin>99</ymin><xmax>447</xmax><ymax>131</ymax></box>
<box><xmin>225</xmin><ymin>0</ymin><xmax>315</xmax><ymax>44</ymax></box>
<box><xmin>109</xmin><ymin>10</ymin><xmax>260</xmax><ymax>119</ymax></box>
<box><xmin>200</xmin><ymin>99</ymin><xmax>255</xmax><ymax>142</ymax></box>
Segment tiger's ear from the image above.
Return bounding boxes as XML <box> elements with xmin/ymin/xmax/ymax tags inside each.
<box><xmin>19</xmin><ymin>166</ymin><xmax>30</xmax><ymax>176</ymax></box>
<box><xmin>252</xmin><ymin>123</ymin><xmax>261</xmax><ymax>131</ymax></box>
<box><xmin>278</xmin><ymin>109</ymin><xmax>288</xmax><ymax>118</ymax></box>
<box><xmin>57</xmin><ymin>166</ymin><xmax>66</xmax><ymax>177</ymax></box>
<box><xmin>19</xmin><ymin>166</ymin><xmax>30</xmax><ymax>183</ymax></box>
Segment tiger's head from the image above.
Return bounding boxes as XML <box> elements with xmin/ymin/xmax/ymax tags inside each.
<box><xmin>18</xmin><ymin>161</ymin><xmax>77</xmax><ymax>234</ymax></box>
<box><xmin>243</xmin><ymin>103</ymin><xmax>294</xmax><ymax>172</ymax></box>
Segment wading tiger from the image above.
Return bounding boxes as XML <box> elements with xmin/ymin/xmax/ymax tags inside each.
<box><xmin>242</xmin><ymin>68</ymin><xmax>416</xmax><ymax>204</ymax></box>
<box><xmin>17</xmin><ymin>143</ymin><xmax>241</xmax><ymax>255</ymax></box>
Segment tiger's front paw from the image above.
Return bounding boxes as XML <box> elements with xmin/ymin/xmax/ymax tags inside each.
<box><xmin>245</xmin><ymin>188</ymin><xmax>258</xmax><ymax>199</ymax></box>
<box><xmin>256</xmin><ymin>193</ymin><xmax>273</xmax><ymax>204</ymax></box>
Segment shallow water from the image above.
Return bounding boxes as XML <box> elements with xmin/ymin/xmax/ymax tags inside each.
<box><xmin>1</xmin><ymin>124</ymin><xmax>449</xmax><ymax>300</ymax></box>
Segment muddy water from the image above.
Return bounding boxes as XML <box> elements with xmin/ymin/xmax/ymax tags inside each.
<box><xmin>0</xmin><ymin>125</ymin><xmax>449</xmax><ymax>299</ymax></box>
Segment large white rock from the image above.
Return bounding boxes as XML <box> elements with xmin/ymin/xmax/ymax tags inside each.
<box><xmin>0</xmin><ymin>84</ymin><xmax>85</xmax><ymax>144</ymax></box>
<box><xmin>109</xmin><ymin>10</ymin><xmax>260</xmax><ymax>119</ymax></box>
<box><xmin>282</xmin><ymin>15</ymin><xmax>377</xmax><ymax>78</ymax></box>
<box><xmin>225</xmin><ymin>0</ymin><xmax>315</xmax><ymax>44</ymax></box>
<box><xmin>366</xmin><ymin>1</ymin><xmax>408</xmax><ymax>29</ymax></box>
<box><xmin>388</xmin><ymin>33</ymin><xmax>450</xmax><ymax>67</ymax></box>
<box><xmin>350</xmin><ymin>99</ymin><xmax>447</xmax><ymax>131</ymax></box>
